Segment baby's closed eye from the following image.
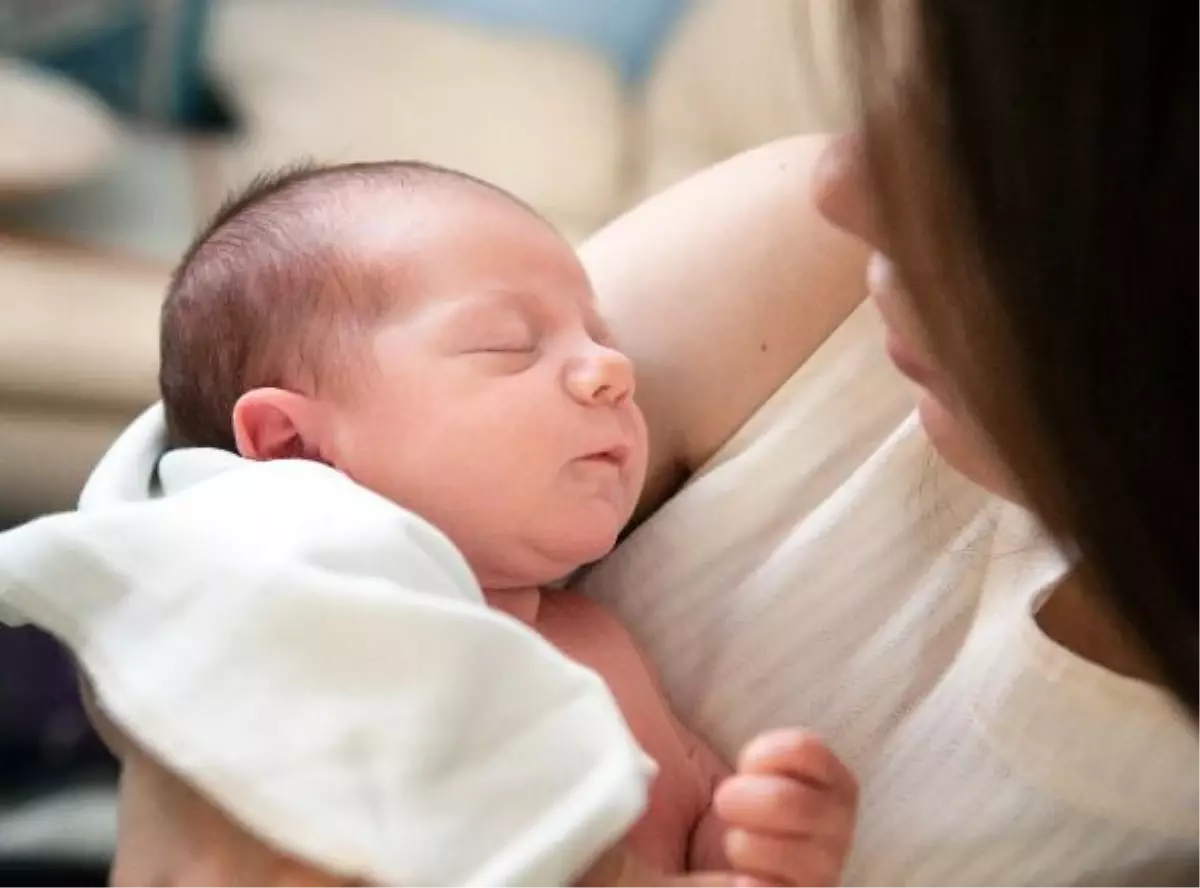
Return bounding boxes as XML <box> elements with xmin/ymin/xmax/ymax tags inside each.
<box><xmin>462</xmin><ymin>332</ymin><xmax>540</xmax><ymax>372</ymax></box>
<box><xmin>454</xmin><ymin>306</ymin><xmax>540</xmax><ymax>355</ymax></box>
<box><xmin>469</xmin><ymin>338</ymin><xmax>537</xmax><ymax>354</ymax></box>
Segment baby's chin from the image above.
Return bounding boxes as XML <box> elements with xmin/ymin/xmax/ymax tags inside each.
<box><xmin>542</xmin><ymin>524</ymin><xmax>623</xmax><ymax>581</ymax></box>
<box><xmin>483</xmin><ymin>521</ymin><xmax>623</xmax><ymax>589</ymax></box>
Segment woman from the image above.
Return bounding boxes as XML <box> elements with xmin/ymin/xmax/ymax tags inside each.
<box><xmin>103</xmin><ymin>2</ymin><xmax>1195</xmax><ymax>884</ymax></box>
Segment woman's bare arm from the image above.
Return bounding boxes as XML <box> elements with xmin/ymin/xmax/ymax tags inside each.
<box><xmin>581</xmin><ymin>135</ymin><xmax>869</xmax><ymax>519</ymax></box>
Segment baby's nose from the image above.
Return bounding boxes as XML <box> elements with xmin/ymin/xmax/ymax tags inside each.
<box><xmin>566</xmin><ymin>347</ymin><xmax>635</xmax><ymax>407</ymax></box>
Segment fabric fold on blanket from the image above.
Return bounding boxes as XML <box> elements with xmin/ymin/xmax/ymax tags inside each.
<box><xmin>0</xmin><ymin>404</ymin><xmax>653</xmax><ymax>887</ymax></box>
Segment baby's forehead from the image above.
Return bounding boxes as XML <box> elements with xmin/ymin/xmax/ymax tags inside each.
<box><xmin>281</xmin><ymin>183</ymin><xmax>489</xmax><ymax>292</ymax></box>
<box><xmin>313</xmin><ymin>177</ymin><xmax>544</xmax><ymax>259</ymax></box>
<box><xmin>324</xmin><ymin>183</ymin><xmax>581</xmax><ymax>292</ymax></box>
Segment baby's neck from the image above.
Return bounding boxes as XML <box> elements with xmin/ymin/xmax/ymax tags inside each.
<box><xmin>482</xmin><ymin>585</ymin><xmax>543</xmax><ymax>626</ymax></box>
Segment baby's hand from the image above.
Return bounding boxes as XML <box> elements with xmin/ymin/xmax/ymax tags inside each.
<box><xmin>578</xmin><ymin>844</ymin><xmax>745</xmax><ymax>887</ymax></box>
<box><xmin>713</xmin><ymin>729</ymin><xmax>858</xmax><ymax>886</ymax></box>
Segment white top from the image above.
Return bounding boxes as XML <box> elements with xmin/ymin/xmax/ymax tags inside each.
<box><xmin>578</xmin><ymin>300</ymin><xmax>1198</xmax><ymax>885</ymax></box>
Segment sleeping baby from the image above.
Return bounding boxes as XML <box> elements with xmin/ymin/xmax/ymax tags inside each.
<box><xmin>145</xmin><ymin>159</ymin><xmax>855</xmax><ymax>885</ymax></box>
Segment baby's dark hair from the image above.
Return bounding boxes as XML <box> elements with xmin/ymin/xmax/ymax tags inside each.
<box><xmin>159</xmin><ymin>159</ymin><xmax>538</xmax><ymax>451</ymax></box>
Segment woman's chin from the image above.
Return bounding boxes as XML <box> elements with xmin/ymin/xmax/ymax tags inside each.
<box><xmin>917</xmin><ymin>392</ymin><xmax>1018</xmax><ymax>501</ymax></box>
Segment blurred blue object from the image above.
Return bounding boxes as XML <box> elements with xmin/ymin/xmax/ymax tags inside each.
<box><xmin>0</xmin><ymin>0</ymin><xmax>211</xmax><ymax>126</ymax></box>
<box><xmin>389</xmin><ymin>0</ymin><xmax>689</xmax><ymax>82</ymax></box>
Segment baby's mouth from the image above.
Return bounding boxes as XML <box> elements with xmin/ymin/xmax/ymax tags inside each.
<box><xmin>580</xmin><ymin>443</ymin><xmax>630</xmax><ymax>469</ymax></box>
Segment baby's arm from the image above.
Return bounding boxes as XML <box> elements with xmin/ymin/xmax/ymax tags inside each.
<box><xmin>582</xmin><ymin>732</ymin><xmax>860</xmax><ymax>888</ymax></box>
<box><xmin>621</xmin><ymin>627</ymin><xmax>856</xmax><ymax>884</ymax></box>
<box><xmin>669</xmin><ymin>717</ymin><xmax>859</xmax><ymax>886</ymax></box>
<box><xmin>578</xmin><ymin>843</ymin><xmax>727</xmax><ymax>887</ymax></box>
<box><xmin>682</xmin><ymin>729</ymin><xmax>735</xmax><ymax>873</ymax></box>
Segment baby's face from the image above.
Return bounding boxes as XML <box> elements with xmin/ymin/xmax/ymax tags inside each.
<box><xmin>324</xmin><ymin>190</ymin><xmax>648</xmax><ymax>588</ymax></box>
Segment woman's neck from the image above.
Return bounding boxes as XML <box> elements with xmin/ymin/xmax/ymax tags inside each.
<box><xmin>1037</xmin><ymin>570</ymin><xmax>1163</xmax><ymax>686</ymax></box>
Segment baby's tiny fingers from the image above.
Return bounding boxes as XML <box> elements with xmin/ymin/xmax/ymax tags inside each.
<box><xmin>738</xmin><ymin>730</ymin><xmax>857</xmax><ymax>802</ymax></box>
<box><xmin>714</xmin><ymin>774</ymin><xmax>852</xmax><ymax>839</ymax></box>
<box><xmin>725</xmin><ymin>829</ymin><xmax>845</xmax><ymax>888</ymax></box>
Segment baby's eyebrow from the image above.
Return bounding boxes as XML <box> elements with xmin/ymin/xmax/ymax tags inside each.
<box><xmin>470</xmin><ymin>288</ymin><xmax>539</xmax><ymax>315</ymax></box>
<box><xmin>444</xmin><ymin>288</ymin><xmax>524</xmax><ymax>314</ymax></box>
<box><xmin>443</xmin><ymin>296</ymin><xmax>533</xmax><ymax>334</ymax></box>
<box><xmin>469</xmin><ymin>287</ymin><xmax>614</xmax><ymax>343</ymax></box>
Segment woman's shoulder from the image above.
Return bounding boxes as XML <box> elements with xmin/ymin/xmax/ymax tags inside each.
<box><xmin>581</xmin><ymin>136</ymin><xmax>870</xmax><ymax>518</ymax></box>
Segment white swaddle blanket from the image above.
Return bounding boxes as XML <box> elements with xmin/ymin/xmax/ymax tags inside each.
<box><xmin>0</xmin><ymin>405</ymin><xmax>653</xmax><ymax>887</ymax></box>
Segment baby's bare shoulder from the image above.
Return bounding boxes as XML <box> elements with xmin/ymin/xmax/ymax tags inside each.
<box><xmin>538</xmin><ymin>589</ymin><xmax>640</xmax><ymax>644</ymax></box>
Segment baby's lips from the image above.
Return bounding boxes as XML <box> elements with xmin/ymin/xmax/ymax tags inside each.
<box><xmin>579</xmin><ymin>439</ymin><xmax>632</xmax><ymax>468</ymax></box>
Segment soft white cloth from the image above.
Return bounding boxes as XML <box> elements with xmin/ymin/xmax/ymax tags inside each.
<box><xmin>0</xmin><ymin>405</ymin><xmax>654</xmax><ymax>887</ymax></box>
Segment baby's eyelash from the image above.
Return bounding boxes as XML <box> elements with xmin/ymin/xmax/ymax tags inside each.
<box><xmin>465</xmin><ymin>332</ymin><xmax>539</xmax><ymax>355</ymax></box>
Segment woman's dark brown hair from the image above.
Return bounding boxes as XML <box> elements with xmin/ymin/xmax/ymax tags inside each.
<box><xmin>849</xmin><ymin>2</ymin><xmax>1196</xmax><ymax>709</ymax></box>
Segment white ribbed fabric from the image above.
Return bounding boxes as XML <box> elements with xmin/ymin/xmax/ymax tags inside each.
<box><xmin>578</xmin><ymin>301</ymin><xmax>1198</xmax><ymax>886</ymax></box>
<box><xmin>0</xmin><ymin>416</ymin><xmax>654</xmax><ymax>887</ymax></box>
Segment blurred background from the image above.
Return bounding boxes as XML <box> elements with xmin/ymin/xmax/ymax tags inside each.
<box><xmin>0</xmin><ymin>0</ymin><xmax>847</xmax><ymax>882</ymax></box>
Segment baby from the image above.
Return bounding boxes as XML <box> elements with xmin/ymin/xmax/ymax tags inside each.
<box><xmin>158</xmin><ymin>160</ymin><xmax>855</xmax><ymax>885</ymax></box>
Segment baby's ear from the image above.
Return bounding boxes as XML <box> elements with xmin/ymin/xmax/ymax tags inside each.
<box><xmin>232</xmin><ymin>388</ymin><xmax>326</xmax><ymax>461</ymax></box>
